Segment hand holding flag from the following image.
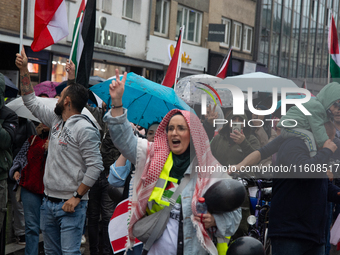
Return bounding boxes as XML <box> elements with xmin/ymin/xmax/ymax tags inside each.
<box><xmin>15</xmin><ymin>47</ymin><xmax>28</xmax><ymax>73</ymax></box>
<box><xmin>66</xmin><ymin>59</ymin><xmax>76</xmax><ymax>80</ymax></box>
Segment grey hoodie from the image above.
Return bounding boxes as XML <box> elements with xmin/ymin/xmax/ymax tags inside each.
<box><xmin>23</xmin><ymin>93</ymin><xmax>103</xmax><ymax>200</ymax></box>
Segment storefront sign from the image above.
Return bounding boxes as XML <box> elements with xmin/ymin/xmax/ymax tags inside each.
<box><xmin>94</xmin><ymin>27</ymin><xmax>126</xmax><ymax>53</ymax></box>
<box><xmin>146</xmin><ymin>35</ymin><xmax>208</xmax><ymax>71</ymax></box>
<box><xmin>168</xmin><ymin>44</ymin><xmax>192</xmax><ymax>64</ymax></box>
<box><xmin>208</xmin><ymin>24</ymin><xmax>226</xmax><ymax>42</ymax></box>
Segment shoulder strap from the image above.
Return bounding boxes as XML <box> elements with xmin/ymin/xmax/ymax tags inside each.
<box><xmin>143</xmin><ymin>174</ymin><xmax>191</xmax><ymax>252</ymax></box>
<box><xmin>81</xmin><ymin>114</ymin><xmax>98</xmax><ymax>130</ymax></box>
<box><xmin>30</xmin><ymin>135</ymin><xmax>37</xmax><ymax>146</ymax></box>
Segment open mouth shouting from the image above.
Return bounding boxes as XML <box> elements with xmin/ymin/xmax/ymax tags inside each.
<box><xmin>167</xmin><ymin>114</ymin><xmax>190</xmax><ymax>155</ymax></box>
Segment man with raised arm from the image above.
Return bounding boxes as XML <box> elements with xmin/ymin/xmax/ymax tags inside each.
<box><xmin>15</xmin><ymin>48</ymin><xmax>103</xmax><ymax>255</ymax></box>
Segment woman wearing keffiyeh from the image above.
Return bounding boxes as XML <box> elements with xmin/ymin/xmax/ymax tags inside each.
<box><xmin>104</xmin><ymin>70</ymin><xmax>241</xmax><ymax>255</ymax></box>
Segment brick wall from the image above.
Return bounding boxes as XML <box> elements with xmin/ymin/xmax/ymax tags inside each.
<box><xmin>0</xmin><ymin>0</ymin><xmax>21</xmax><ymax>32</ymax></box>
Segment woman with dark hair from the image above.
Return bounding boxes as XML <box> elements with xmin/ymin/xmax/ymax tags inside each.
<box><xmin>104</xmin><ymin>70</ymin><xmax>241</xmax><ymax>255</ymax></box>
<box><xmin>9</xmin><ymin>123</ymin><xmax>49</xmax><ymax>255</ymax></box>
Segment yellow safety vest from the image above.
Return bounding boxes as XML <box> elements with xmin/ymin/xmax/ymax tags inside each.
<box><xmin>146</xmin><ymin>152</ymin><xmax>178</xmax><ymax>215</ymax></box>
<box><xmin>217</xmin><ymin>236</ymin><xmax>230</xmax><ymax>254</ymax></box>
<box><xmin>146</xmin><ymin>152</ymin><xmax>229</xmax><ymax>252</ymax></box>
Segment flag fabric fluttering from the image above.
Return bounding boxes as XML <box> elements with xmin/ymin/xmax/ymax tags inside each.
<box><xmin>108</xmin><ymin>199</ymin><xmax>142</xmax><ymax>254</ymax></box>
<box><xmin>31</xmin><ymin>0</ymin><xmax>68</xmax><ymax>52</ymax></box>
<box><xmin>162</xmin><ymin>27</ymin><xmax>184</xmax><ymax>88</ymax></box>
<box><xmin>328</xmin><ymin>15</ymin><xmax>340</xmax><ymax>79</ymax></box>
<box><xmin>216</xmin><ymin>48</ymin><xmax>233</xmax><ymax>79</ymax></box>
<box><xmin>70</xmin><ymin>0</ymin><xmax>96</xmax><ymax>88</ymax></box>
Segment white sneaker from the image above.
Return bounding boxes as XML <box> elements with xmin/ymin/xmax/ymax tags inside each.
<box><xmin>81</xmin><ymin>235</ymin><xmax>86</xmax><ymax>245</ymax></box>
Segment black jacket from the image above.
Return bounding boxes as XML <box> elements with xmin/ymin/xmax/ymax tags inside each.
<box><xmin>260</xmin><ymin>137</ymin><xmax>340</xmax><ymax>244</ymax></box>
<box><xmin>12</xmin><ymin>118</ymin><xmax>37</xmax><ymax>158</ymax></box>
<box><xmin>0</xmin><ymin>105</ymin><xmax>18</xmax><ymax>180</ymax></box>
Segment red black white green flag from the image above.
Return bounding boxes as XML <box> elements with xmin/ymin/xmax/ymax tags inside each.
<box><xmin>328</xmin><ymin>15</ymin><xmax>340</xmax><ymax>79</ymax></box>
<box><xmin>70</xmin><ymin>0</ymin><xmax>96</xmax><ymax>88</ymax></box>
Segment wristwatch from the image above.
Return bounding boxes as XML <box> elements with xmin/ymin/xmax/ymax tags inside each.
<box><xmin>73</xmin><ymin>191</ymin><xmax>83</xmax><ymax>199</ymax></box>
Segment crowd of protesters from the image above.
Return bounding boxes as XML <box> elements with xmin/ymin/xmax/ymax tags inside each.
<box><xmin>0</xmin><ymin>47</ymin><xmax>339</xmax><ymax>255</ymax></box>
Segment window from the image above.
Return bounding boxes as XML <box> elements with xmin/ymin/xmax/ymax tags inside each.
<box><xmin>232</xmin><ymin>22</ymin><xmax>242</xmax><ymax>50</ymax></box>
<box><xmin>154</xmin><ymin>0</ymin><xmax>170</xmax><ymax>36</ymax></box>
<box><xmin>221</xmin><ymin>18</ymin><xmax>231</xmax><ymax>47</ymax></box>
<box><xmin>176</xmin><ymin>6</ymin><xmax>202</xmax><ymax>44</ymax></box>
<box><xmin>123</xmin><ymin>0</ymin><xmax>134</xmax><ymax>19</ymax></box>
<box><xmin>102</xmin><ymin>0</ymin><xmax>112</xmax><ymax>14</ymax></box>
<box><xmin>243</xmin><ymin>26</ymin><xmax>253</xmax><ymax>53</ymax></box>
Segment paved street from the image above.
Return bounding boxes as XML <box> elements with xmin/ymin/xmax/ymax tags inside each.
<box><xmin>5</xmin><ymin>234</ymin><xmax>91</xmax><ymax>255</ymax></box>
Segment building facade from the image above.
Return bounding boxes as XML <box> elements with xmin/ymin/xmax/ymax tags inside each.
<box><xmin>2</xmin><ymin>0</ymin><xmax>336</xmax><ymax>94</ymax></box>
<box><xmin>206</xmin><ymin>0</ymin><xmax>257</xmax><ymax>76</ymax></box>
<box><xmin>146</xmin><ymin>0</ymin><xmax>210</xmax><ymax>83</ymax></box>
<box><xmin>0</xmin><ymin>0</ymin><xmax>160</xmax><ymax>86</ymax></box>
<box><xmin>146</xmin><ymin>0</ymin><xmax>258</xmax><ymax>82</ymax></box>
<box><xmin>256</xmin><ymin>0</ymin><xmax>340</xmax><ymax>94</ymax></box>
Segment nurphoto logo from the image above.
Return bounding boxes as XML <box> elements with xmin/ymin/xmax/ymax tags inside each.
<box><xmin>200</xmin><ymin>83</ymin><xmax>312</xmax><ymax>128</ymax></box>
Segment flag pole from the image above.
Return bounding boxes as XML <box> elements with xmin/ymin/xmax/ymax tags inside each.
<box><xmin>174</xmin><ymin>26</ymin><xmax>184</xmax><ymax>91</ymax></box>
<box><xmin>328</xmin><ymin>14</ymin><xmax>331</xmax><ymax>84</ymax></box>
<box><xmin>328</xmin><ymin>52</ymin><xmax>330</xmax><ymax>84</ymax></box>
<box><xmin>69</xmin><ymin>11</ymin><xmax>84</xmax><ymax>61</ymax></box>
<box><xmin>19</xmin><ymin>0</ymin><xmax>25</xmax><ymax>52</ymax></box>
<box><xmin>328</xmin><ymin>13</ymin><xmax>333</xmax><ymax>84</ymax></box>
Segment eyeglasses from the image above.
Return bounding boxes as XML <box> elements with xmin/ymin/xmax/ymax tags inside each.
<box><xmin>166</xmin><ymin>125</ymin><xmax>189</xmax><ymax>134</ymax></box>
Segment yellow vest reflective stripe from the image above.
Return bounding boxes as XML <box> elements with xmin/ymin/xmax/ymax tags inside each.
<box><xmin>217</xmin><ymin>236</ymin><xmax>230</xmax><ymax>254</ymax></box>
<box><xmin>146</xmin><ymin>152</ymin><xmax>178</xmax><ymax>215</ymax></box>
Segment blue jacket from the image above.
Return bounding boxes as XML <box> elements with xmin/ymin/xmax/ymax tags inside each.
<box><xmin>260</xmin><ymin>137</ymin><xmax>340</xmax><ymax>244</ymax></box>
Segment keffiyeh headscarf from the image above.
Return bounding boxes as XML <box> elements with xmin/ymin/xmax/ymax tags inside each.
<box><xmin>127</xmin><ymin>109</ymin><xmax>221</xmax><ymax>254</ymax></box>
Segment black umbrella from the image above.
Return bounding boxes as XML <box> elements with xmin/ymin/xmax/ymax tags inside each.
<box><xmin>4</xmin><ymin>75</ymin><xmax>18</xmax><ymax>98</ymax></box>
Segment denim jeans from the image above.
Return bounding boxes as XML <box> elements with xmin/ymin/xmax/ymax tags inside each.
<box><xmin>87</xmin><ymin>173</ymin><xmax>115</xmax><ymax>255</ymax></box>
<box><xmin>272</xmin><ymin>237</ymin><xmax>325</xmax><ymax>255</ymax></box>
<box><xmin>40</xmin><ymin>197</ymin><xmax>87</xmax><ymax>255</ymax></box>
<box><xmin>21</xmin><ymin>187</ymin><xmax>43</xmax><ymax>255</ymax></box>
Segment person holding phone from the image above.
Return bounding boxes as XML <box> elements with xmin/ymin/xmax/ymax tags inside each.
<box><xmin>211</xmin><ymin>113</ymin><xmax>260</xmax><ymax>167</ymax></box>
<box><xmin>210</xmin><ymin>112</ymin><xmax>261</xmax><ymax>240</ymax></box>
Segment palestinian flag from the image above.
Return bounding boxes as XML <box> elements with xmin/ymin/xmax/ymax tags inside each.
<box><xmin>328</xmin><ymin>15</ymin><xmax>340</xmax><ymax>79</ymax></box>
<box><xmin>70</xmin><ymin>0</ymin><xmax>96</xmax><ymax>88</ymax></box>
<box><xmin>31</xmin><ymin>0</ymin><xmax>68</xmax><ymax>52</ymax></box>
<box><xmin>162</xmin><ymin>27</ymin><xmax>184</xmax><ymax>88</ymax></box>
